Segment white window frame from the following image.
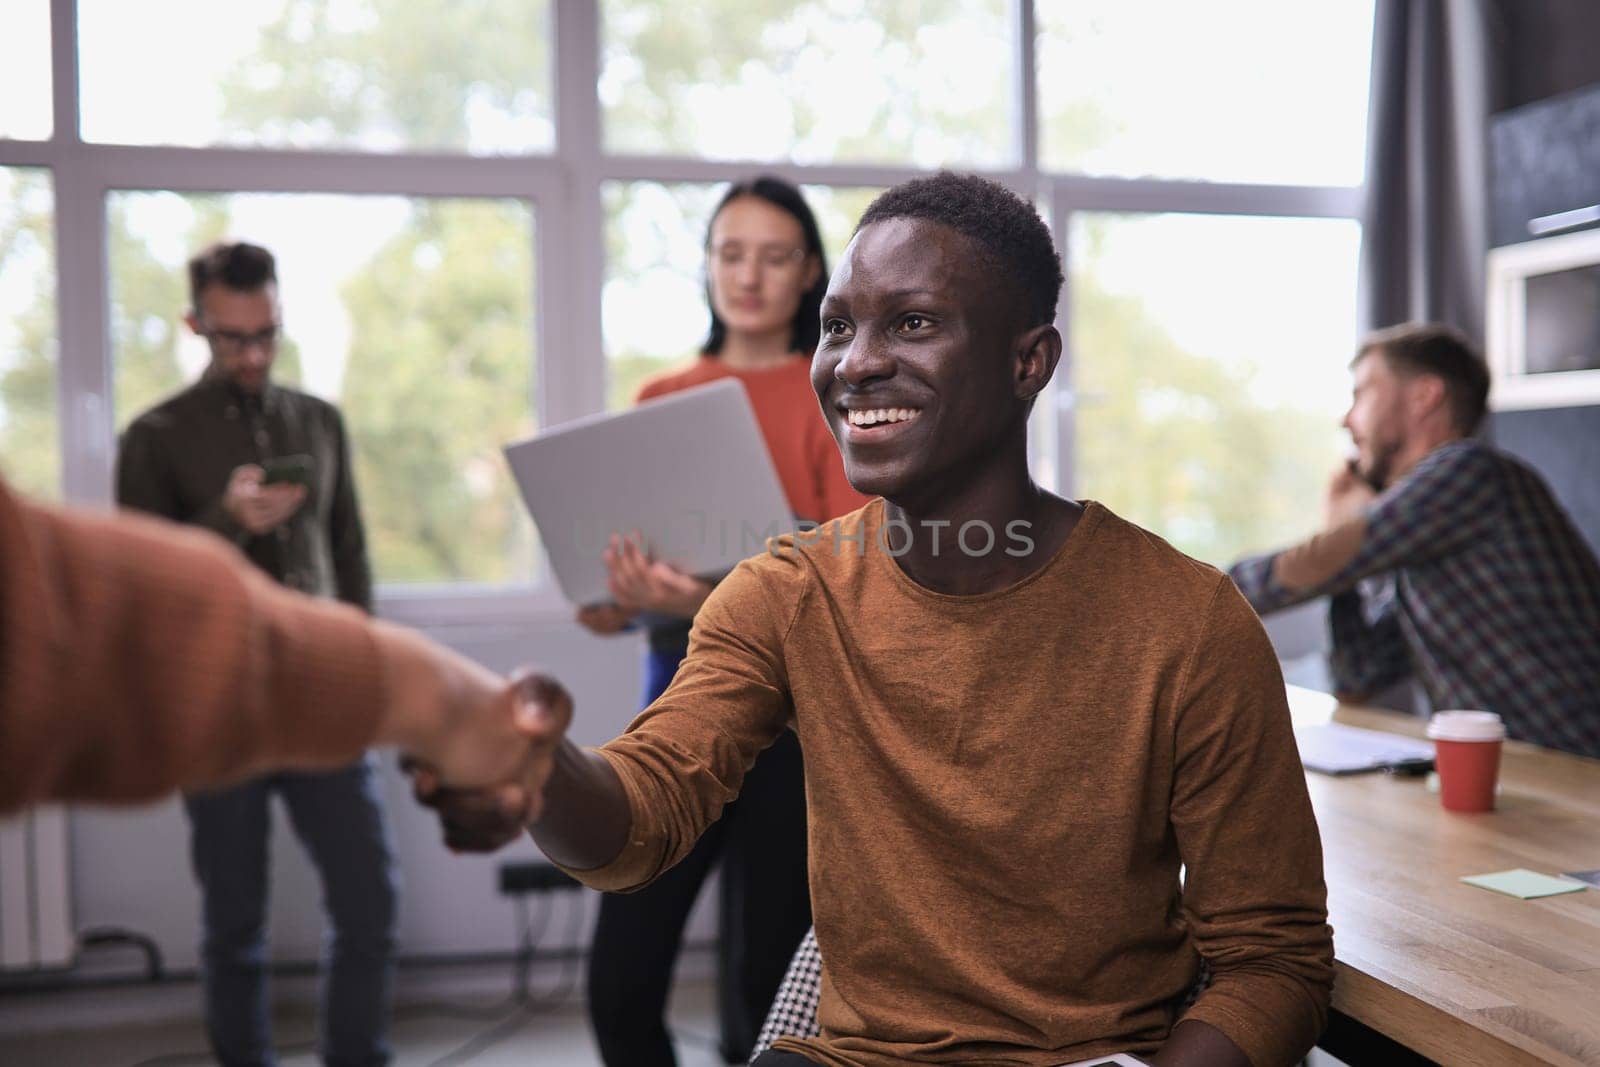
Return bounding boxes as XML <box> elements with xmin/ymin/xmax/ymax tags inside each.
<box><xmin>0</xmin><ymin>0</ymin><xmax>1368</xmax><ymax>626</ymax></box>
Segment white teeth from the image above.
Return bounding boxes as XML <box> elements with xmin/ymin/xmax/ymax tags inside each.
<box><xmin>846</xmin><ymin>407</ymin><xmax>920</xmax><ymax>426</ymax></box>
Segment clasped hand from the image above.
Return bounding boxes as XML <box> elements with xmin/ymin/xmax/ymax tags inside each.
<box><xmin>404</xmin><ymin>671</ymin><xmax>574</xmax><ymax>853</ymax></box>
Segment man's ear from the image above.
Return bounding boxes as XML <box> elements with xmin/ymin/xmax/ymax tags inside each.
<box><xmin>184</xmin><ymin>310</ymin><xmax>202</xmax><ymax>336</ymax></box>
<box><xmin>1015</xmin><ymin>323</ymin><xmax>1062</xmax><ymax>402</ymax></box>
<box><xmin>1407</xmin><ymin>373</ymin><xmax>1448</xmax><ymax>422</ymax></box>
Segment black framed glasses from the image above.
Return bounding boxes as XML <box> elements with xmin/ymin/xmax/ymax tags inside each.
<box><xmin>202</xmin><ymin>323</ymin><xmax>282</xmax><ymax>354</ymax></box>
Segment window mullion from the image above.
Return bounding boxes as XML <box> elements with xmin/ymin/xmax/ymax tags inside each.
<box><xmin>546</xmin><ymin>0</ymin><xmax>606</xmax><ymax>427</ymax></box>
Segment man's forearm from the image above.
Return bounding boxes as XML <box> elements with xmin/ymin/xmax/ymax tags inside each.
<box><xmin>529</xmin><ymin>741</ymin><xmax>632</xmax><ymax>871</ymax></box>
<box><xmin>1</xmin><ymin>487</ymin><xmax>387</xmax><ymax>811</ymax></box>
<box><xmin>1230</xmin><ymin>516</ymin><xmax>1372</xmax><ymax>617</ymax></box>
<box><xmin>1144</xmin><ymin>1020</ymin><xmax>1251</xmax><ymax>1067</ymax></box>
<box><xmin>372</xmin><ymin>621</ymin><xmax>499</xmax><ymax>755</ymax></box>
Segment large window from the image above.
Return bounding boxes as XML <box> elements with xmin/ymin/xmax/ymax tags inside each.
<box><xmin>0</xmin><ymin>1</ymin><xmax>1374</xmax><ymax>608</ymax></box>
<box><xmin>108</xmin><ymin>191</ymin><xmax>538</xmax><ymax>584</ymax></box>
<box><xmin>0</xmin><ymin>168</ymin><xmax>58</xmax><ymax>498</ymax></box>
<box><xmin>1070</xmin><ymin>212</ymin><xmax>1360</xmax><ymax>564</ymax></box>
<box><xmin>0</xmin><ymin>2</ymin><xmax>52</xmax><ymax>142</ymax></box>
<box><xmin>600</xmin><ymin>0</ymin><xmax>1013</xmax><ymax>167</ymax></box>
<box><xmin>78</xmin><ymin>0</ymin><xmax>555</xmax><ymax>154</ymax></box>
<box><xmin>1037</xmin><ymin>1</ymin><xmax>1374</xmax><ymax>184</ymax></box>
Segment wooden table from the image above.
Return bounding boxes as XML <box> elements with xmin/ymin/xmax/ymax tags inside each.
<box><xmin>1286</xmin><ymin>686</ymin><xmax>1600</xmax><ymax>1066</ymax></box>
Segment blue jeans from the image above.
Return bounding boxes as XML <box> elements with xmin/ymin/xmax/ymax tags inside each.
<box><xmin>642</xmin><ymin>643</ymin><xmax>688</xmax><ymax>708</ymax></box>
<box><xmin>184</xmin><ymin>755</ymin><xmax>398</xmax><ymax>1067</ymax></box>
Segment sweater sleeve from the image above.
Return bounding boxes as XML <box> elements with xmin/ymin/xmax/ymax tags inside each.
<box><xmin>556</xmin><ymin>546</ymin><xmax>806</xmax><ymax>892</ymax></box>
<box><xmin>0</xmin><ymin>477</ymin><xmax>403</xmax><ymax>813</ymax></box>
<box><xmin>1229</xmin><ymin>442</ymin><xmax>1503</xmax><ymax>615</ymax></box>
<box><xmin>1170</xmin><ymin>577</ymin><xmax>1335</xmax><ymax>1067</ymax></box>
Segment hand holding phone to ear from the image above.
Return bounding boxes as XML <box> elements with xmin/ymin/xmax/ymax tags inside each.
<box><xmin>1324</xmin><ymin>461</ymin><xmax>1377</xmax><ymax>529</ymax></box>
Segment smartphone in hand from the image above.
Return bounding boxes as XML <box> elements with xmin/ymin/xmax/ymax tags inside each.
<box><xmin>261</xmin><ymin>454</ymin><xmax>314</xmax><ymax>487</ymax></box>
<box><xmin>1345</xmin><ymin>457</ymin><xmax>1380</xmax><ymax>492</ymax></box>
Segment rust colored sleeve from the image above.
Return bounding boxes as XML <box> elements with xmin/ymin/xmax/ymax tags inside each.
<box><xmin>0</xmin><ymin>478</ymin><xmax>391</xmax><ymax>813</ymax></box>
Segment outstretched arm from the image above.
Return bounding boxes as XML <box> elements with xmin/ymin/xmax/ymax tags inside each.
<box><xmin>0</xmin><ymin>477</ymin><xmax>550</xmax><ymax>812</ymax></box>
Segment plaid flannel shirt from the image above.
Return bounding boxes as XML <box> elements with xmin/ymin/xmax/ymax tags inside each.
<box><xmin>1230</xmin><ymin>440</ymin><xmax>1600</xmax><ymax>758</ymax></box>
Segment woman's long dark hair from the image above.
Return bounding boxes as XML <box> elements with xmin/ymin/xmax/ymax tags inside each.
<box><xmin>702</xmin><ymin>176</ymin><xmax>828</xmax><ymax>357</ymax></box>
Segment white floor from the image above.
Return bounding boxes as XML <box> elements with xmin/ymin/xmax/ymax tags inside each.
<box><xmin>0</xmin><ymin>959</ymin><xmax>1353</xmax><ymax>1067</ymax></box>
<box><xmin>0</xmin><ymin>957</ymin><xmax>729</xmax><ymax>1067</ymax></box>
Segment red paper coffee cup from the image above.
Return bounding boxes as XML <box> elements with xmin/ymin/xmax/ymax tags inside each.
<box><xmin>1426</xmin><ymin>711</ymin><xmax>1505</xmax><ymax>813</ymax></box>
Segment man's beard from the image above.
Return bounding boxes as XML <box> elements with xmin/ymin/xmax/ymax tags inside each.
<box><xmin>1359</xmin><ymin>439</ymin><xmax>1399</xmax><ymax>491</ymax></box>
<box><xmin>228</xmin><ymin>367</ymin><xmax>268</xmax><ymax>395</ymax></box>
<box><xmin>204</xmin><ymin>362</ymin><xmax>268</xmax><ymax>395</ymax></box>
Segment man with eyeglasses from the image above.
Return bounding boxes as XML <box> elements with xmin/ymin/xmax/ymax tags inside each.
<box><xmin>116</xmin><ymin>241</ymin><xmax>398</xmax><ymax>1067</ymax></box>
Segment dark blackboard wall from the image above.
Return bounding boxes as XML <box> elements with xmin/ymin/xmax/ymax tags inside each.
<box><xmin>1491</xmin><ymin>406</ymin><xmax>1600</xmax><ymax>553</ymax></box>
<box><xmin>1486</xmin><ymin>6</ymin><xmax>1600</xmax><ymax>556</ymax></box>
<box><xmin>1491</xmin><ymin>1</ymin><xmax>1600</xmax><ymax>112</ymax></box>
<box><xmin>1489</xmin><ymin>85</ymin><xmax>1600</xmax><ymax>248</ymax></box>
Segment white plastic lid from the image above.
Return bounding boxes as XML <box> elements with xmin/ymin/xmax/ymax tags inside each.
<box><xmin>1426</xmin><ymin>709</ymin><xmax>1506</xmax><ymax>742</ymax></box>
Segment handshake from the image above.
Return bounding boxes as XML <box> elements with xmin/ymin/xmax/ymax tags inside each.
<box><xmin>379</xmin><ymin>631</ymin><xmax>579</xmax><ymax>854</ymax></box>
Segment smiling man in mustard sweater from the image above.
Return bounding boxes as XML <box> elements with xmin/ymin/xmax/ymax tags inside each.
<box><xmin>416</xmin><ymin>173</ymin><xmax>1333</xmax><ymax>1067</ymax></box>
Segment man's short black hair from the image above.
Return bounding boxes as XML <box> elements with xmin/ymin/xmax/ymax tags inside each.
<box><xmin>856</xmin><ymin>172</ymin><xmax>1063</xmax><ymax>329</ymax></box>
<box><xmin>1357</xmin><ymin>322</ymin><xmax>1491</xmax><ymax>434</ymax></box>
<box><xmin>188</xmin><ymin>241</ymin><xmax>277</xmax><ymax>313</ymax></box>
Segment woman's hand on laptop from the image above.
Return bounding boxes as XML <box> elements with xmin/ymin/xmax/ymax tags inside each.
<box><xmin>604</xmin><ymin>532</ymin><xmax>713</xmax><ymax>618</ymax></box>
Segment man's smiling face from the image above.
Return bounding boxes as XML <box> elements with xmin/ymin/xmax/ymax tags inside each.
<box><xmin>812</xmin><ymin>216</ymin><xmax>1034</xmax><ymax>505</ymax></box>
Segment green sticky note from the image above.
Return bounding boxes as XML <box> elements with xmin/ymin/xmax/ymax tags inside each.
<box><xmin>1460</xmin><ymin>868</ymin><xmax>1589</xmax><ymax>899</ymax></box>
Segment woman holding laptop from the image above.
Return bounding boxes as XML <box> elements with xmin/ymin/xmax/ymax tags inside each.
<box><xmin>576</xmin><ymin>176</ymin><xmax>865</xmax><ymax>1067</ymax></box>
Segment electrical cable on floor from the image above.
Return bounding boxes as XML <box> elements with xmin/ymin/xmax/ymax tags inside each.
<box><xmin>77</xmin><ymin>926</ymin><xmax>166</xmax><ymax>982</ymax></box>
<box><xmin>393</xmin><ymin>895</ymin><xmax>555</xmax><ymax>1024</ymax></box>
<box><xmin>424</xmin><ymin>892</ymin><xmax>589</xmax><ymax>1066</ymax></box>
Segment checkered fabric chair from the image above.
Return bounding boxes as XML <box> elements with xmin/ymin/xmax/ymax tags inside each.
<box><xmin>748</xmin><ymin>927</ymin><xmax>1214</xmax><ymax>1063</ymax></box>
<box><xmin>750</xmin><ymin>927</ymin><xmax>824</xmax><ymax>1058</ymax></box>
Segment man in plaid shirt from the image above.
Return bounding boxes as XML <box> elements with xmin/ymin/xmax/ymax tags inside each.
<box><xmin>1230</xmin><ymin>323</ymin><xmax>1600</xmax><ymax>759</ymax></box>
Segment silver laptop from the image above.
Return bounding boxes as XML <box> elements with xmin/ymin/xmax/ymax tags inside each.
<box><xmin>503</xmin><ymin>378</ymin><xmax>794</xmax><ymax>607</ymax></box>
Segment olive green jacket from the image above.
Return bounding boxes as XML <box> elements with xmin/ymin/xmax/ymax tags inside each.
<box><xmin>115</xmin><ymin>375</ymin><xmax>372</xmax><ymax>612</ymax></box>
